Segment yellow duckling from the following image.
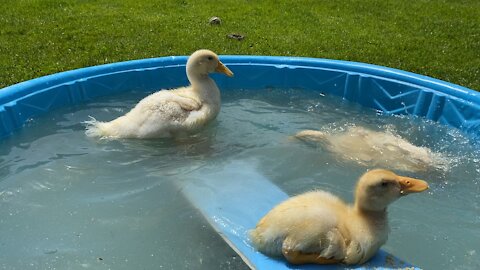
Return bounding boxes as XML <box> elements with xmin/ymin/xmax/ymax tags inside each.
<box><xmin>85</xmin><ymin>49</ymin><xmax>233</xmax><ymax>139</ymax></box>
<box><xmin>250</xmin><ymin>169</ymin><xmax>429</xmax><ymax>265</ymax></box>
<box><xmin>294</xmin><ymin>126</ymin><xmax>449</xmax><ymax>172</ymax></box>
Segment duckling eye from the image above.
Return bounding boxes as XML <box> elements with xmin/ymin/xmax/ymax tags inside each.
<box><xmin>380</xmin><ymin>181</ymin><xmax>389</xmax><ymax>187</ymax></box>
<box><xmin>207</xmin><ymin>56</ymin><xmax>213</xmax><ymax>61</ymax></box>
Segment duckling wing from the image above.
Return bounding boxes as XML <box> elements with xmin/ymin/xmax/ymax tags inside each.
<box><xmin>137</xmin><ymin>90</ymin><xmax>200</xmax><ymax>115</ymax></box>
<box><xmin>281</xmin><ymin>225</ymin><xmax>346</xmax><ymax>264</ymax></box>
<box><xmin>130</xmin><ymin>92</ymin><xmax>195</xmax><ymax>134</ymax></box>
<box><xmin>166</xmin><ymin>93</ymin><xmax>201</xmax><ymax>111</ymax></box>
<box><xmin>251</xmin><ymin>191</ymin><xmax>349</xmax><ymax>263</ymax></box>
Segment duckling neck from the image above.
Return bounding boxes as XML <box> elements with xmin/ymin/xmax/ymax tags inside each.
<box><xmin>189</xmin><ymin>77</ymin><xmax>220</xmax><ymax>103</ymax></box>
<box><xmin>353</xmin><ymin>205</ymin><xmax>389</xmax><ymax>228</ymax></box>
<box><xmin>355</xmin><ymin>206</ymin><xmax>387</xmax><ymax>218</ymax></box>
<box><xmin>187</xmin><ymin>70</ymin><xmax>209</xmax><ymax>82</ymax></box>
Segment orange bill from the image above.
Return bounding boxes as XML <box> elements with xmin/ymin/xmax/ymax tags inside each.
<box><xmin>215</xmin><ymin>61</ymin><xmax>234</xmax><ymax>77</ymax></box>
<box><xmin>398</xmin><ymin>176</ymin><xmax>429</xmax><ymax>195</ymax></box>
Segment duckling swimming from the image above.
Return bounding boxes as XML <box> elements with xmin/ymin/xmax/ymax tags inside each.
<box><xmin>85</xmin><ymin>49</ymin><xmax>233</xmax><ymax>139</ymax></box>
<box><xmin>250</xmin><ymin>169</ymin><xmax>429</xmax><ymax>265</ymax></box>
<box><xmin>294</xmin><ymin>126</ymin><xmax>449</xmax><ymax>172</ymax></box>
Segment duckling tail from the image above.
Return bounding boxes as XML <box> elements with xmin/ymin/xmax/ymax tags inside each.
<box><xmin>293</xmin><ymin>130</ymin><xmax>328</xmax><ymax>143</ymax></box>
<box><xmin>84</xmin><ymin>116</ymin><xmax>108</xmax><ymax>138</ymax></box>
<box><xmin>248</xmin><ymin>228</ymin><xmax>284</xmax><ymax>257</ymax></box>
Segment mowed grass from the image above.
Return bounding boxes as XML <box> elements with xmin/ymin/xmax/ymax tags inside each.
<box><xmin>0</xmin><ymin>0</ymin><xmax>479</xmax><ymax>90</ymax></box>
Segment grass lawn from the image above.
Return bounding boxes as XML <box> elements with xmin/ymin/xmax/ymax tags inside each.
<box><xmin>0</xmin><ymin>0</ymin><xmax>479</xmax><ymax>90</ymax></box>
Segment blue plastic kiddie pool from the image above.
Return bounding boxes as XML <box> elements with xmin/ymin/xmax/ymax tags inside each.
<box><xmin>1</xmin><ymin>55</ymin><xmax>479</xmax><ymax>269</ymax></box>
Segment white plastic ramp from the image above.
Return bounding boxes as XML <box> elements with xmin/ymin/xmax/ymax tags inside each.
<box><xmin>178</xmin><ymin>160</ymin><xmax>420</xmax><ymax>270</ymax></box>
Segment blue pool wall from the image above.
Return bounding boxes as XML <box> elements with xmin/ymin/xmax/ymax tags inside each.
<box><xmin>1</xmin><ymin>55</ymin><xmax>479</xmax><ymax>139</ymax></box>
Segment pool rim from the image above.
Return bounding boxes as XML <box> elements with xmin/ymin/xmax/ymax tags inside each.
<box><xmin>1</xmin><ymin>55</ymin><xmax>478</xmax><ymax>103</ymax></box>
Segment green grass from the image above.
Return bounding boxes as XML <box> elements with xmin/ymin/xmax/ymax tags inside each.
<box><xmin>0</xmin><ymin>0</ymin><xmax>479</xmax><ymax>90</ymax></box>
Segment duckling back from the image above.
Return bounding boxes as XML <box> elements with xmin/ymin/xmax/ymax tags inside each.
<box><xmin>295</xmin><ymin>127</ymin><xmax>450</xmax><ymax>172</ymax></box>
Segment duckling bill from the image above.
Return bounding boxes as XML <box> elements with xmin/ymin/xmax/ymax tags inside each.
<box><xmin>85</xmin><ymin>49</ymin><xmax>233</xmax><ymax>139</ymax></box>
<box><xmin>250</xmin><ymin>169</ymin><xmax>429</xmax><ymax>265</ymax></box>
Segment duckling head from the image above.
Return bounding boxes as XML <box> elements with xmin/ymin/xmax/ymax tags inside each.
<box><xmin>186</xmin><ymin>49</ymin><xmax>234</xmax><ymax>81</ymax></box>
<box><xmin>354</xmin><ymin>169</ymin><xmax>429</xmax><ymax>212</ymax></box>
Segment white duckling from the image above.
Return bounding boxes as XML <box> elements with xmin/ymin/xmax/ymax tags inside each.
<box><xmin>294</xmin><ymin>126</ymin><xmax>450</xmax><ymax>172</ymax></box>
<box><xmin>250</xmin><ymin>169</ymin><xmax>429</xmax><ymax>265</ymax></box>
<box><xmin>85</xmin><ymin>49</ymin><xmax>233</xmax><ymax>139</ymax></box>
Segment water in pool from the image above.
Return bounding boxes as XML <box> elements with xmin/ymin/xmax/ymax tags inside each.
<box><xmin>0</xmin><ymin>88</ymin><xmax>479</xmax><ymax>270</ymax></box>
